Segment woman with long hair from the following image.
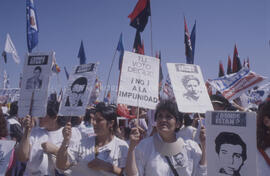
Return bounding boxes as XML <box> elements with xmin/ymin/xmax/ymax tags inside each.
<box><xmin>257</xmin><ymin>100</ymin><xmax>270</xmax><ymax>175</ymax></box>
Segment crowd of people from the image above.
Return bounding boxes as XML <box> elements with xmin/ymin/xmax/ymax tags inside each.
<box><xmin>0</xmin><ymin>92</ymin><xmax>270</xmax><ymax>176</ymax></box>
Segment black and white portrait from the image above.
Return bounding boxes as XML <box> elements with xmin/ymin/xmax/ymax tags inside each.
<box><xmin>182</xmin><ymin>75</ymin><xmax>202</xmax><ymax>102</ymax></box>
<box><xmin>25</xmin><ymin>66</ymin><xmax>42</xmax><ymax>89</ymax></box>
<box><xmin>215</xmin><ymin>132</ymin><xmax>247</xmax><ymax>176</ymax></box>
<box><xmin>65</xmin><ymin>77</ymin><xmax>87</xmax><ymax>107</ymax></box>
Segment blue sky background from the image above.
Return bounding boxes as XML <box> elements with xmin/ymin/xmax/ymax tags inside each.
<box><xmin>0</xmin><ymin>0</ymin><xmax>269</xmax><ymax>101</ymax></box>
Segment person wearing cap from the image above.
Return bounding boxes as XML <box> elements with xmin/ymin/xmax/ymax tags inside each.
<box><xmin>125</xmin><ymin>99</ymin><xmax>207</xmax><ymax>176</ymax></box>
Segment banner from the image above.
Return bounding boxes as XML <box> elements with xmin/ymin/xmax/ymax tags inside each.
<box><xmin>18</xmin><ymin>52</ymin><xmax>53</xmax><ymax>118</ymax></box>
<box><xmin>240</xmin><ymin>82</ymin><xmax>270</xmax><ymax>108</ymax></box>
<box><xmin>117</xmin><ymin>51</ymin><xmax>159</xmax><ymax>109</ymax></box>
<box><xmin>205</xmin><ymin>111</ymin><xmax>257</xmax><ymax>176</ymax></box>
<box><xmin>167</xmin><ymin>63</ymin><xmax>213</xmax><ymax>113</ymax></box>
<box><xmin>0</xmin><ymin>140</ymin><xmax>16</xmax><ymax>175</ymax></box>
<box><xmin>59</xmin><ymin>63</ymin><xmax>97</xmax><ymax>116</ymax></box>
<box><xmin>0</xmin><ymin>88</ymin><xmax>20</xmax><ymax>103</ymax></box>
<box><xmin>208</xmin><ymin>67</ymin><xmax>266</xmax><ymax>100</ymax></box>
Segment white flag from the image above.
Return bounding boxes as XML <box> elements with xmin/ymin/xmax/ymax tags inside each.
<box><xmin>4</xmin><ymin>33</ymin><xmax>20</xmax><ymax>64</ymax></box>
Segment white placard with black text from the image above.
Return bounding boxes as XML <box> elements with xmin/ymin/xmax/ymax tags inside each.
<box><xmin>117</xmin><ymin>51</ymin><xmax>159</xmax><ymax>109</ymax></box>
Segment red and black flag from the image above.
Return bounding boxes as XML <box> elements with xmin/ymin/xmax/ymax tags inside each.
<box><xmin>232</xmin><ymin>44</ymin><xmax>242</xmax><ymax>73</ymax></box>
<box><xmin>227</xmin><ymin>55</ymin><xmax>232</xmax><ymax>74</ymax></box>
<box><xmin>247</xmin><ymin>57</ymin><xmax>250</xmax><ymax>68</ymax></box>
<box><xmin>128</xmin><ymin>0</ymin><xmax>151</xmax><ymax>32</ymax></box>
<box><xmin>133</xmin><ymin>30</ymin><xmax>144</xmax><ymax>55</ymax></box>
<box><xmin>218</xmin><ymin>61</ymin><xmax>225</xmax><ymax>77</ymax></box>
<box><xmin>184</xmin><ymin>17</ymin><xmax>193</xmax><ymax>64</ymax></box>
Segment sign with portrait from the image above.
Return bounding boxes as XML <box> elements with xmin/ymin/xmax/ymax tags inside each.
<box><xmin>0</xmin><ymin>140</ymin><xmax>16</xmax><ymax>175</ymax></box>
<box><xmin>18</xmin><ymin>52</ymin><xmax>53</xmax><ymax>118</ymax></box>
<box><xmin>167</xmin><ymin>63</ymin><xmax>213</xmax><ymax>113</ymax></box>
<box><xmin>117</xmin><ymin>51</ymin><xmax>160</xmax><ymax>109</ymax></box>
<box><xmin>205</xmin><ymin>111</ymin><xmax>257</xmax><ymax>176</ymax></box>
<box><xmin>59</xmin><ymin>63</ymin><xmax>97</xmax><ymax>116</ymax></box>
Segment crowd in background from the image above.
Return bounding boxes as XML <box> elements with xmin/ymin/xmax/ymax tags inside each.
<box><xmin>0</xmin><ymin>92</ymin><xmax>270</xmax><ymax>176</ymax></box>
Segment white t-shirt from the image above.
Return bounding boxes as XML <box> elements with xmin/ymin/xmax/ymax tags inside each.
<box><xmin>178</xmin><ymin>126</ymin><xmax>197</xmax><ymax>141</ymax></box>
<box><xmin>66</xmin><ymin>135</ymin><xmax>129</xmax><ymax>176</ymax></box>
<box><xmin>257</xmin><ymin>148</ymin><xmax>270</xmax><ymax>176</ymax></box>
<box><xmin>134</xmin><ymin>133</ymin><xmax>207</xmax><ymax>176</ymax></box>
<box><xmin>24</xmin><ymin>127</ymin><xmax>81</xmax><ymax>176</ymax></box>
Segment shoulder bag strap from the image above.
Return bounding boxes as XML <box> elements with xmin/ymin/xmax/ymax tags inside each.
<box><xmin>165</xmin><ymin>156</ymin><xmax>179</xmax><ymax>176</ymax></box>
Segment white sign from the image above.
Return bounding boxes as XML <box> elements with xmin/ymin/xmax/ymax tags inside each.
<box><xmin>167</xmin><ymin>63</ymin><xmax>213</xmax><ymax>113</ymax></box>
<box><xmin>18</xmin><ymin>52</ymin><xmax>53</xmax><ymax>118</ymax></box>
<box><xmin>59</xmin><ymin>63</ymin><xmax>97</xmax><ymax>116</ymax></box>
<box><xmin>117</xmin><ymin>51</ymin><xmax>159</xmax><ymax>109</ymax></box>
<box><xmin>205</xmin><ymin>111</ymin><xmax>257</xmax><ymax>176</ymax></box>
<box><xmin>0</xmin><ymin>140</ymin><xmax>16</xmax><ymax>175</ymax></box>
<box><xmin>0</xmin><ymin>88</ymin><xmax>20</xmax><ymax>103</ymax></box>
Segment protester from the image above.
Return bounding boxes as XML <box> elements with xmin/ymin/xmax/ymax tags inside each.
<box><xmin>257</xmin><ymin>100</ymin><xmax>270</xmax><ymax>175</ymax></box>
<box><xmin>178</xmin><ymin>113</ymin><xmax>197</xmax><ymax>141</ymax></box>
<box><xmin>56</xmin><ymin>102</ymin><xmax>129</xmax><ymax>176</ymax></box>
<box><xmin>6</xmin><ymin>101</ymin><xmax>23</xmax><ymax>142</ymax></box>
<box><xmin>16</xmin><ymin>100</ymin><xmax>81</xmax><ymax>176</ymax></box>
<box><xmin>125</xmin><ymin>99</ymin><xmax>207</xmax><ymax>176</ymax></box>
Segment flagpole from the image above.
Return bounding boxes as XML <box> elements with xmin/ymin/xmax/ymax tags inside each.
<box><xmin>150</xmin><ymin>8</ymin><xmax>153</xmax><ymax>56</ymax></box>
<box><xmin>103</xmin><ymin>48</ymin><xmax>118</xmax><ymax>100</ymax></box>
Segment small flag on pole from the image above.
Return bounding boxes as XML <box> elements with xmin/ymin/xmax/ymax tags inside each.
<box><xmin>3</xmin><ymin>33</ymin><xmax>20</xmax><ymax>64</ymax></box>
<box><xmin>78</xmin><ymin>40</ymin><xmax>87</xmax><ymax>65</ymax></box>
<box><xmin>232</xmin><ymin>44</ymin><xmax>242</xmax><ymax>73</ymax></box>
<box><xmin>227</xmin><ymin>55</ymin><xmax>232</xmax><ymax>75</ymax></box>
<box><xmin>218</xmin><ymin>61</ymin><xmax>225</xmax><ymax>77</ymax></box>
<box><xmin>133</xmin><ymin>30</ymin><xmax>144</xmax><ymax>54</ymax></box>
<box><xmin>26</xmin><ymin>0</ymin><xmax>39</xmax><ymax>53</ymax></box>
<box><xmin>190</xmin><ymin>21</ymin><xmax>196</xmax><ymax>64</ymax></box>
<box><xmin>64</xmin><ymin>66</ymin><xmax>69</xmax><ymax>80</ymax></box>
<box><xmin>184</xmin><ymin>17</ymin><xmax>193</xmax><ymax>64</ymax></box>
<box><xmin>128</xmin><ymin>0</ymin><xmax>151</xmax><ymax>32</ymax></box>
<box><xmin>117</xmin><ymin>33</ymin><xmax>124</xmax><ymax>70</ymax></box>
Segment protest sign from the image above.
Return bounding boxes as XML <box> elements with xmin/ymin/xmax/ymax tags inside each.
<box><xmin>18</xmin><ymin>52</ymin><xmax>53</xmax><ymax>118</ymax></box>
<box><xmin>0</xmin><ymin>88</ymin><xmax>20</xmax><ymax>103</ymax></box>
<box><xmin>205</xmin><ymin>111</ymin><xmax>257</xmax><ymax>176</ymax></box>
<box><xmin>208</xmin><ymin>67</ymin><xmax>266</xmax><ymax>100</ymax></box>
<box><xmin>0</xmin><ymin>140</ymin><xmax>16</xmax><ymax>175</ymax></box>
<box><xmin>59</xmin><ymin>63</ymin><xmax>97</xmax><ymax>116</ymax></box>
<box><xmin>167</xmin><ymin>63</ymin><xmax>213</xmax><ymax>113</ymax></box>
<box><xmin>117</xmin><ymin>51</ymin><xmax>159</xmax><ymax>109</ymax></box>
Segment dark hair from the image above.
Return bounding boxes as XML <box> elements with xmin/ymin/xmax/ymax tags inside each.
<box><xmin>95</xmin><ymin>102</ymin><xmax>117</xmax><ymax>133</ymax></box>
<box><xmin>154</xmin><ymin>99</ymin><xmax>183</xmax><ymax>131</ymax></box>
<box><xmin>84</xmin><ymin>107</ymin><xmax>96</xmax><ymax>123</ymax></box>
<box><xmin>9</xmin><ymin>101</ymin><xmax>18</xmax><ymax>117</ymax></box>
<box><xmin>257</xmin><ymin>100</ymin><xmax>270</xmax><ymax>149</ymax></box>
<box><xmin>47</xmin><ymin>100</ymin><xmax>59</xmax><ymax>118</ymax></box>
<box><xmin>183</xmin><ymin>113</ymin><xmax>193</xmax><ymax>126</ymax></box>
<box><xmin>34</xmin><ymin>66</ymin><xmax>42</xmax><ymax>72</ymax></box>
<box><xmin>215</xmin><ymin>132</ymin><xmax>247</xmax><ymax>161</ymax></box>
<box><xmin>0</xmin><ymin>114</ymin><xmax>8</xmax><ymax>138</ymax></box>
<box><xmin>182</xmin><ymin>75</ymin><xmax>200</xmax><ymax>89</ymax></box>
<box><xmin>71</xmin><ymin>77</ymin><xmax>87</xmax><ymax>93</ymax></box>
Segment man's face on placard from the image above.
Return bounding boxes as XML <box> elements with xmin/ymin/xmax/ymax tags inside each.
<box><xmin>186</xmin><ymin>79</ymin><xmax>200</xmax><ymax>96</ymax></box>
<box><xmin>218</xmin><ymin>144</ymin><xmax>244</xmax><ymax>175</ymax></box>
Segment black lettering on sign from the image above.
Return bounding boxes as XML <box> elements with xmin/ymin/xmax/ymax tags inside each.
<box><xmin>28</xmin><ymin>55</ymin><xmax>48</xmax><ymax>65</ymax></box>
<box><xmin>75</xmin><ymin>63</ymin><xmax>95</xmax><ymax>74</ymax></box>
<box><xmin>211</xmin><ymin>112</ymin><xmax>246</xmax><ymax>127</ymax></box>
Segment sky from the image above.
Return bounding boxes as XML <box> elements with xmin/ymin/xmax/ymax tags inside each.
<box><xmin>0</xmin><ymin>0</ymin><xmax>269</xmax><ymax>101</ymax></box>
